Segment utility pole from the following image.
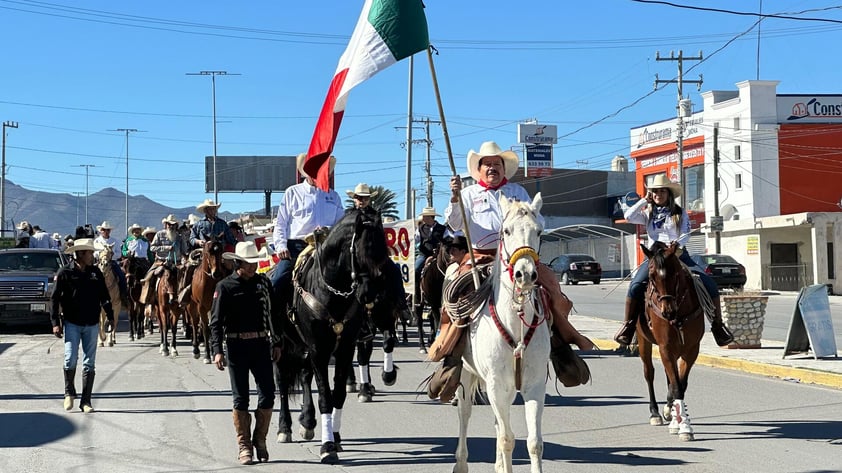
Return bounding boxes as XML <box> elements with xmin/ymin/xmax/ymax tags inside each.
<box><xmin>395</xmin><ymin>122</ymin><xmax>427</xmax><ymax>210</ymax></box>
<box><xmin>655</xmin><ymin>50</ymin><xmax>703</xmax><ymax>208</ymax></box>
<box><xmin>187</xmin><ymin>70</ymin><xmax>240</xmax><ymax>203</ymax></box>
<box><xmin>1</xmin><ymin>120</ymin><xmax>19</xmax><ymax>238</ymax></box>
<box><xmin>713</xmin><ymin>125</ymin><xmax>722</xmax><ymax>253</ymax></box>
<box><xmin>75</xmin><ymin>164</ymin><xmax>97</xmax><ymax>225</ymax></box>
<box><xmin>411</xmin><ymin>117</ymin><xmax>440</xmax><ymax>207</ymax></box>
<box><xmin>109</xmin><ymin>128</ymin><xmax>144</xmax><ymax>235</ymax></box>
<box><xmin>73</xmin><ymin>191</ymin><xmax>83</xmax><ymax>227</ymax></box>
<box><xmin>404</xmin><ymin>57</ymin><xmax>414</xmax><ymax>220</ymax></box>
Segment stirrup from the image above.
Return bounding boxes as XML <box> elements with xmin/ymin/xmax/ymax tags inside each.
<box><xmin>614</xmin><ymin>321</ymin><xmax>636</xmax><ymax>345</ymax></box>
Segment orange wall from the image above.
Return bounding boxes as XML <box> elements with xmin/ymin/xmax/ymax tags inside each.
<box><xmin>778</xmin><ymin>124</ymin><xmax>842</xmax><ymax>214</ymax></box>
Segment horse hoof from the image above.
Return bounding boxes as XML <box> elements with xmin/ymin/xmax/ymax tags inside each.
<box><xmin>171</xmin><ymin>351</ymin><xmax>178</xmax><ymax>358</ymax></box>
<box><xmin>129</xmin><ymin>336</ymin><xmax>135</xmax><ymax>342</ymax></box>
<box><xmin>663</xmin><ymin>404</ymin><xmax>673</xmax><ymax>422</ymax></box>
<box><xmin>108</xmin><ymin>341</ymin><xmax>114</xmax><ymax>347</ymax></box>
<box><xmin>419</xmin><ymin>347</ymin><xmax>428</xmax><ymax>354</ymax></box>
<box><xmin>277</xmin><ymin>432</ymin><xmax>292</xmax><ymax>443</ymax></box>
<box><xmin>203</xmin><ymin>358</ymin><xmax>211</xmax><ymax>364</ymax></box>
<box><xmin>299</xmin><ymin>426</ymin><xmax>315</xmax><ymax>441</ymax></box>
<box><xmin>381</xmin><ymin>369</ymin><xmax>397</xmax><ymax>386</ymax></box>
<box><xmin>319</xmin><ymin>442</ymin><xmax>339</xmax><ymax>464</ymax></box>
<box><xmin>99</xmin><ymin>342</ymin><xmax>104</xmax><ymax>347</ymax></box>
<box><xmin>346</xmin><ymin>382</ymin><xmax>358</xmax><ymax>393</ymax></box>
<box><xmin>193</xmin><ymin>353</ymin><xmax>200</xmax><ymax>360</ymax></box>
<box><xmin>357</xmin><ymin>383</ymin><xmax>374</xmax><ymax>402</ymax></box>
<box><xmin>649</xmin><ymin>416</ymin><xmax>664</xmax><ymax>426</ymax></box>
<box><xmin>679</xmin><ymin>432</ymin><xmax>694</xmax><ymax>441</ymax></box>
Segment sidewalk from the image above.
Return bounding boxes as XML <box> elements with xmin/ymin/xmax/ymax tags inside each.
<box><xmin>570</xmin><ymin>314</ymin><xmax>842</xmax><ymax>390</ymax></box>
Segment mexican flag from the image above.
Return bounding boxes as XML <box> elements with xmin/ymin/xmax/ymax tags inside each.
<box><xmin>304</xmin><ymin>0</ymin><xmax>429</xmax><ymax>191</ymax></box>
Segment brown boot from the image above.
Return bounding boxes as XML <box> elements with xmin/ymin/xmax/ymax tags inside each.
<box><xmin>252</xmin><ymin>408</ymin><xmax>273</xmax><ymax>463</ymax></box>
<box><xmin>549</xmin><ymin>328</ymin><xmax>590</xmax><ymax>387</ymax></box>
<box><xmin>709</xmin><ymin>297</ymin><xmax>735</xmax><ymax>347</ymax></box>
<box><xmin>614</xmin><ymin>297</ymin><xmax>641</xmax><ymax>345</ymax></box>
<box><xmin>232</xmin><ymin>409</ymin><xmax>254</xmax><ymax>465</ymax></box>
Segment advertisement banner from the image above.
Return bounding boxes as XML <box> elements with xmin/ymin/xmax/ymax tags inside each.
<box><xmin>525</xmin><ymin>144</ymin><xmax>553</xmax><ymax>177</ymax></box>
<box><xmin>384</xmin><ymin>219</ymin><xmax>416</xmax><ymax>296</ymax></box>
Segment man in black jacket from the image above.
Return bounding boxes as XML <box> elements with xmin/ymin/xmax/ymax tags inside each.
<box><xmin>210</xmin><ymin>242</ymin><xmax>282</xmax><ymax>465</ymax></box>
<box><xmin>51</xmin><ymin>238</ymin><xmax>114</xmax><ymax>413</ymax></box>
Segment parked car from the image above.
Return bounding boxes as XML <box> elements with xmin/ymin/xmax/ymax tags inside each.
<box><xmin>548</xmin><ymin>254</ymin><xmax>602</xmax><ymax>285</ymax></box>
<box><xmin>690</xmin><ymin>254</ymin><xmax>747</xmax><ymax>290</ymax></box>
<box><xmin>0</xmin><ymin>248</ymin><xmax>68</xmax><ymax>329</ymax></box>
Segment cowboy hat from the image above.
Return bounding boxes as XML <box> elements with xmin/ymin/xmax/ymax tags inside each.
<box><xmin>161</xmin><ymin>214</ymin><xmax>178</xmax><ymax>225</ymax></box>
<box><xmin>466</xmin><ymin>141</ymin><xmax>519</xmax><ymax>182</ymax></box>
<box><xmin>128</xmin><ymin>223</ymin><xmax>142</xmax><ymax>232</ymax></box>
<box><xmin>345</xmin><ymin>183</ymin><xmax>379</xmax><ymax>198</ymax></box>
<box><xmin>196</xmin><ymin>199</ymin><xmax>222</xmax><ymax>211</ymax></box>
<box><xmin>417</xmin><ymin>207</ymin><xmax>440</xmax><ymax>218</ymax></box>
<box><xmin>222</xmin><ymin>241</ymin><xmax>263</xmax><ymax>264</ymax></box>
<box><xmin>142</xmin><ymin>227</ymin><xmax>156</xmax><ymax>236</ymax></box>
<box><xmin>52</xmin><ymin>232</ymin><xmax>61</xmax><ymax>240</ymax></box>
<box><xmin>96</xmin><ymin>221</ymin><xmax>113</xmax><ymax>231</ymax></box>
<box><xmin>65</xmin><ymin>237</ymin><xmax>96</xmax><ymax>254</ymax></box>
<box><xmin>648</xmin><ymin>174</ymin><xmax>682</xmax><ymax>198</ymax></box>
<box><xmin>447</xmin><ymin>235</ymin><xmax>469</xmax><ymax>252</ymax></box>
<box><xmin>187</xmin><ymin>214</ymin><xmax>200</xmax><ymax>226</ymax></box>
<box><xmin>296</xmin><ymin>152</ymin><xmax>336</xmax><ymax>179</ymax></box>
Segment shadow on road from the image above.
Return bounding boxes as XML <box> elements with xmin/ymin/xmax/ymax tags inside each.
<box><xmin>0</xmin><ymin>412</ymin><xmax>75</xmax><ymax>447</ymax></box>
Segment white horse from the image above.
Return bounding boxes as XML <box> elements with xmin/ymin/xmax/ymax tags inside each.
<box><xmin>453</xmin><ymin>193</ymin><xmax>549</xmax><ymax>473</ymax></box>
<box><xmin>96</xmin><ymin>243</ymin><xmax>122</xmax><ymax>347</ymax></box>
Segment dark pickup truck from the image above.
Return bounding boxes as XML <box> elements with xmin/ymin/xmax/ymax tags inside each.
<box><xmin>0</xmin><ymin>248</ymin><xmax>68</xmax><ymax>329</ymax></box>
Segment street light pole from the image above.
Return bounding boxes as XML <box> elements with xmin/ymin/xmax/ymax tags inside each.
<box><xmin>75</xmin><ymin>164</ymin><xmax>97</xmax><ymax>225</ymax></box>
<box><xmin>187</xmin><ymin>70</ymin><xmax>240</xmax><ymax>203</ymax></box>
<box><xmin>110</xmin><ymin>128</ymin><xmax>143</xmax><ymax>234</ymax></box>
<box><xmin>2</xmin><ymin>121</ymin><xmax>19</xmax><ymax>238</ymax></box>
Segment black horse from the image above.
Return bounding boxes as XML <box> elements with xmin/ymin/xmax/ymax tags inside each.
<box><xmin>280</xmin><ymin>208</ymin><xmax>390</xmax><ymax>464</ymax></box>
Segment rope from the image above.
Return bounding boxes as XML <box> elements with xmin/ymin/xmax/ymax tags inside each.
<box><xmin>442</xmin><ymin>265</ymin><xmax>494</xmax><ymax>327</ymax></box>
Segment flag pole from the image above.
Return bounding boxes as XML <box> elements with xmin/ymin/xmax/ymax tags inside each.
<box><xmin>425</xmin><ymin>46</ymin><xmax>480</xmax><ymax>290</ymax></box>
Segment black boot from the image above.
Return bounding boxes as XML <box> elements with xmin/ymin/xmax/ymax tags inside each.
<box><xmin>549</xmin><ymin>328</ymin><xmax>590</xmax><ymax>387</ymax></box>
<box><xmin>614</xmin><ymin>297</ymin><xmax>641</xmax><ymax>346</ymax></box>
<box><xmin>709</xmin><ymin>297</ymin><xmax>735</xmax><ymax>347</ymax></box>
<box><xmin>63</xmin><ymin>368</ymin><xmax>76</xmax><ymax>411</ymax></box>
<box><xmin>80</xmin><ymin>369</ymin><xmax>95</xmax><ymax>413</ymax></box>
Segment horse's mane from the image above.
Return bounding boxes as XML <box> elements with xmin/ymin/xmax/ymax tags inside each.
<box><xmin>319</xmin><ymin>208</ymin><xmax>388</xmax><ymax>276</ymax></box>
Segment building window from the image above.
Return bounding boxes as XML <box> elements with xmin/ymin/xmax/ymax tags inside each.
<box><xmin>828</xmin><ymin>241</ymin><xmax>835</xmax><ymax>280</ymax></box>
<box><xmin>734</xmin><ymin>145</ymin><xmax>741</xmax><ymax>161</ymax></box>
<box><xmin>733</xmin><ymin>117</ymin><xmax>740</xmax><ymax>132</ymax></box>
<box><xmin>735</xmin><ymin>173</ymin><xmax>742</xmax><ymax>190</ymax></box>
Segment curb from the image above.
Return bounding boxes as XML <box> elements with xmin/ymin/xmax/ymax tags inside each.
<box><xmin>591</xmin><ymin>338</ymin><xmax>842</xmax><ymax>391</ymax></box>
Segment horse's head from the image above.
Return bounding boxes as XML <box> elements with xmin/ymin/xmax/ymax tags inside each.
<box><xmin>98</xmin><ymin>243</ymin><xmax>114</xmax><ymax>268</ymax></box>
<box><xmin>498</xmin><ymin>192</ymin><xmax>544</xmax><ymax>294</ymax></box>
<box><xmin>159</xmin><ymin>263</ymin><xmax>179</xmax><ymax>305</ymax></box>
<box><xmin>352</xmin><ymin>209</ymin><xmax>389</xmax><ymax>305</ymax></box>
<box><xmin>642</xmin><ymin>241</ymin><xmax>685</xmax><ymax>318</ymax></box>
<box><xmin>203</xmin><ymin>234</ymin><xmax>225</xmax><ymax>279</ymax></box>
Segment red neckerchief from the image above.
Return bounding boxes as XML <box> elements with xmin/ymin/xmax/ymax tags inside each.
<box><xmin>478</xmin><ymin>178</ymin><xmax>508</xmax><ymax>191</ymax></box>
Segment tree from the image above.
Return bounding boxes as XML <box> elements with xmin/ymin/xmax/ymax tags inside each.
<box><xmin>345</xmin><ymin>185</ymin><xmax>399</xmax><ymax>221</ymax></box>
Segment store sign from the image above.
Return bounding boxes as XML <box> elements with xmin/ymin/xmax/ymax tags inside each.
<box><xmin>525</xmin><ymin>144</ymin><xmax>553</xmax><ymax>176</ymax></box>
<box><xmin>383</xmin><ymin>219</ymin><xmax>416</xmax><ymax>295</ymax></box>
<box><xmin>746</xmin><ymin>235</ymin><xmax>759</xmax><ymax>255</ymax></box>
<box><xmin>779</xmin><ymin>96</ymin><xmax>842</xmax><ymax>122</ymax></box>
<box><xmin>518</xmin><ymin>124</ymin><xmax>558</xmax><ymax>144</ymax></box>
<box><xmin>631</xmin><ymin>113</ymin><xmax>704</xmax><ymax>151</ymax></box>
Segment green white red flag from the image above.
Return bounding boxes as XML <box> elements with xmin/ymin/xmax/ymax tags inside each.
<box><xmin>304</xmin><ymin>0</ymin><xmax>429</xmax><ymax>191</ymax></box>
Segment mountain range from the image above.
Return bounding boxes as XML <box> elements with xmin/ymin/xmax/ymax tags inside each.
<box><xmin>3</xmin><ymin>180</ymin><xmax>238</xmax><ymax>239</ymax></box>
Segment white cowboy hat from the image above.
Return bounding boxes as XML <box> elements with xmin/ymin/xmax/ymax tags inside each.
<box><xmin>52</xmin><ymin>232</ymin><xmax>61</xmax><ymax>240</ymax></box>
<box><xmin>648</xmin><ymin>174</ymin><xmax>683</xmax><ymax>198</ymax></box>
<box><xmin>128</xmin><ymin>223</ymin><xmax>142</xmax><ymax>232</ymax></box>
<box><xmin>296</xmin><ymin>152</ymin><xmax>336</xmax><ymax>179</ymax></box>
<box><xmin>96</xmin><ymin>221</ymin><xmax>113</xmax><ymax>231</ymax></box>
<box><xmin>17</xmin><ymin>221</ymin><xmax>30</xmax><ymax>231</ymax></box>
<box><xmin>161</xmin><ymin>214</ymin><xmax>178</xmax><ymax>225</ymax></box>
<box><xmin>65</xmin><ymin>237</ymin><xmax>96</xmax><ymax>254</ymax></box>
<box><xmin>345</xmin><ymin>183</ymin><xmax>378</xmax><ymax>198</ymax></box>
<box><xmin>142</xmin><ymin>226</ymin><xmax>156</xmax><ymax>236</ymax></box>
<box><xmin>417</xmin><ymin>207</ymin><xmax>440</xmax><ymax>218</ymax></box>
<box><xmin>222</xmin><ymin>241</ymin><xmax>263</xmax><ymax>264</ymax></box>
<box><xmin>187</xmin><ymin>214</ymin><xmax>200</xmax><ymax>226</ymax></box>
<box><xmin>466</xmin><ymin>141</ymin><xmax>519</xmax><ymax>182</ymax></box>
<box><xmin>196</xmin><ymin>199</ymin><xmax>222</xmax><ymax>211</ymax></box>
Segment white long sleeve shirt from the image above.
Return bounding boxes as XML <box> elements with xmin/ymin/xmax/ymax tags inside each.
<box><xmin>624</xmin><ymin>198</ymin><xmax>690</xmax><ymax>247</ymax></box>
<box><xmin>444</xmin><ymin>182</ymin><xmax>540</xmax><ymax>250</ymax></box>
<box><xmin>94</xmin><ymin>235</ymin><xmax>122</xmax><ymax>261</ymax></box>
<box><xmin>272</xmin><ymin>181</ymin><xmax>345</xmax><ymax>253</ymax></box>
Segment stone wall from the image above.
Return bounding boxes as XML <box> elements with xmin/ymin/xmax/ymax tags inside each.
<box><xmin>721</xmin><ymin>294</ymin><xmax>768</xmax><ymax>348</ymax></box>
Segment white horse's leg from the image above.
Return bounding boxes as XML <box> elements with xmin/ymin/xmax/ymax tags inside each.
<box><xmin>521</xmin><ymin>378</ymin><xmax>546</xmax><ymax>473</ymax></box>
<box><xmin>486</xmin><ymin>379</ymin><xmax>516</xmax><ymax>473</ymax></box>
<box><xmin>453</xmin><ymin>369</ymin><xmax>474</xmax><ymax>473</ymax></box>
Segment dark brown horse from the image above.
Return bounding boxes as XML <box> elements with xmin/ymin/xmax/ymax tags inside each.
<box><xmin>185</xmin><ymin>234</ymin><xmax>226</xmax><ymax>363</ymax></box>
<box><xmin>637</xmin><ymin>241</ymin><xmax>704</xmax><ymax>441</ymax></box>
<box><xmin>154</xmin><ymin>262</ymin><xmax>181</xmax><ymax>357</ymax></box>
<box><xmin>415</xmin><ymin>241</ymin><xmax>449</xmax><ymax>353</ymax></box>
<box><xmin>120</xmin><ymin>254</ymin><xmax>150</xmax><ymax>341</ymax></box>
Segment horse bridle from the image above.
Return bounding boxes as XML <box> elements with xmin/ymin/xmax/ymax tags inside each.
<box><xmin>646</xmin><ymin>255</ymin><xmax>695</xmax><ymax>322</ymax></box>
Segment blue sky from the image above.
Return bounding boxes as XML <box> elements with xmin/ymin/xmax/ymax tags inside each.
<box><xmin>2</xmin><ymin>0</ymin><xmax>841</xmax><ymax>224</ymax></box>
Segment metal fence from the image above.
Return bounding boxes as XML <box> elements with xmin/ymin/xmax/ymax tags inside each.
<box><xmin>763</xmin><ymin>263</ymin><xmax>812</xmax><ymax>292</ymax></box>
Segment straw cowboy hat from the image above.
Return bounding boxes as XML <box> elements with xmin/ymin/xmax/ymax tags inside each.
<box><xmin>466</xmin><ymin>141</ymin><xmax>519</xmax><ymax>182</ymax></box>
<box><xmin>128</xmin><ymin>223</ymin><xmax>142</xmax><ymax>232</ymax></box>
<box><xmin>96</xmin><ymin>221</ymin><xmax>113</xmax><ymax>231</ymax></box>
<box><xmin>196</xmin><ymin>198</ymin><xmax>222</xmax><ymax>212</ymax></box>
<box><xmin>142</xmin><ymin>227</ymin><xmax>156</xmax><ymax>236</ymax></box>
<box><xmin>17</xmin><ymin>221</ymin><xmax>30</xmax><ymax>231</ymax></box>
<box><xmin>648</xmin><ymin>174</ymin><xmax>682</xmax><ymax>198</ymax></box>
<box><xmin>345</xmin><ymin>183</ymin><xmax>378</xmax><ymax>199</ymax></box>
<box><xmin>187</xmin><ymin>214</ymin><xmax>200</xmax><ymax>226</ymax></box>
<box><xmin>417</xmin><ymin>207</ymin><xmax>440</xmax><ymax>218</ymax></box>
<box><xmin>65</xmin><ymin>237</ymin><xmax>96</xmax><ymax>254</ymax></box>
<box><xmin>296</xmin><ymin>152</ymin><xmax>336</xmax><ymax>179</ymax></box>
<box><xmin>161</xmin><ymin>214</ymin><xmax>178</xmax><ymax>225</ymax></box>
<box><xmin>222</xmin><ymin>241</ymin><xmax>263</xmax><ymax>264</ymax></box>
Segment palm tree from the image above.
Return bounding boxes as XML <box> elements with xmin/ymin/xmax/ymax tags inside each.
<box><xmin>345</xmin><ymin>185</ymin><xmax>400</xmax><ymax>220</ymax></box>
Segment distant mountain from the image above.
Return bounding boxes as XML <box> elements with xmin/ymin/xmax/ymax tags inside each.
<box><xmin>2</xmin><ymin>180</ymin><xmax>237</xmax><ymax>239</ymax></box>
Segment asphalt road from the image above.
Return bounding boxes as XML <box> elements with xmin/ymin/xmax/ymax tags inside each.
<box><xmin>2</xmin><ymin>326</ymin><xmax>841</xmax><ymax>473</ymax></box>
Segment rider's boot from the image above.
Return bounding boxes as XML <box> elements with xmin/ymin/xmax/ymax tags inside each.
<box><xmin>252</xmin><ymin>408</ymin><xmax>272</xmax><ymax>463</ymax></box>
<box><xmin>709</xmin><ymin>297</ymin><xmax>735</xmax><ymax>347</ymax></box>
<box><xmin>614</xmin><ymin>297</ymin><xmax>641</xmax><ymax>346</ymax></box>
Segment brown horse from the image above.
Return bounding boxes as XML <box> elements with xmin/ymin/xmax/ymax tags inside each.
<box><xmin>185</xmin><ymin>235</ymin><xmax>226</xmax><ymax>363</ymax></box>
<box><xmin>154</xmin><ymin>262</ymin><xmax>181</xmax><ymax>357</ymax></box>
<box><xmin>637</xmin><ymin>241</ymin><xmax>704</xmax><ymax>441</ymax></box>
<box><xmin>415</xmin><ymin>242</ymin><xmax>449</xmax><ymax>353</ymax></box>
<box><xmin>96</xmin><ymin>244</ymin><xmax>122</xmax><ymax>347</ymax></box>
<box><xmin>121</xmin><ymin>254</ymin><xmax>150</xmax><ymax>341</ymax></box>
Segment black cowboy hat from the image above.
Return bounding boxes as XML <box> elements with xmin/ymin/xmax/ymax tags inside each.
<box><xmin>447</xmin><ymin>235</ymin><xmax>468</xmax><ymax>252</ymax></box>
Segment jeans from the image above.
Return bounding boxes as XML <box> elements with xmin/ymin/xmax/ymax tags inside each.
<box><xmin>269</xmin><ymin>239</ymin><xmax>308</xmax><ymax>307</ymax></box>
<box><xmin>628</xmin><ymin>250</ymin><xmax>718</xmax><ymax>300</ymax></box>
<box><xmin>63</xmin><ymin>321</ymin><xmax>99</xmax><ymax>372</ymax></box>
<box><xmin>226</xmin><ymin>339</ymin><xmax>275</xmax><ymax>411</ymax></box>
<box><xmin>111</xmin><ymin>260</ymin><xmax>128</xmax><ymax>296</ymax></box>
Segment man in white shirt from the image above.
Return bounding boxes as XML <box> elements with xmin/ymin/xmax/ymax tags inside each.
<box><xmin>94</xmin><ymin>221</ymin><xmax>129</xmax><ymax>306</ymax></box>
<box><xmin>270</xmin><ymin>153</ymin><xmax>344</xmax><ymax>309</ymax></box>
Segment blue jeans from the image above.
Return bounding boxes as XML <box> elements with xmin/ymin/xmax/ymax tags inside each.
<box><xmin>63</xmin><ymin>321</ymin><xmax>99</xmax><ymax>372</ymax></box>
<box><xmin>628</xmin><ymin>250</ymin><xmax>718</xmax><ymax>301</ymax></box>
<box><xmin>111</xmin><ymin>260</ymin><xmax>128</xmax><ymax>297</ymax></box>
<box><xmin>269</xmin><ymin>239</ymin><xmax>308</xmax><ymax>308</ymax></box>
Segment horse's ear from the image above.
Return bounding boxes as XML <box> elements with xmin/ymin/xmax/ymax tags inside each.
<box><xmin>531</xmin><ymin>192</ymin><xmax>543</xmax><ymax>214</ymax></box>
<box><xmin>641</xmin><ymin>243</ymin><xmax>653</xmax><ymax>259</ymax></box>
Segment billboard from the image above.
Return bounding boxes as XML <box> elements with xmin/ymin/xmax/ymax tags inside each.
<box><xmin>778</xmin><ymin>95</ymin><xmax>842</xmax><ymax>123</ymax></box>
<box><xmin>204</xmin><ymin>156</ymin><xmax>297</xmax><ymax>193</ymax></box>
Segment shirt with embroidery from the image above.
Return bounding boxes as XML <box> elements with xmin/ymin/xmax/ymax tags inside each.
<box><xmin>273</xmin><ymin>181</ymin><xmax>344</xmax><ymax>253</ymax></box>
<box><xmin>445</xmin><ymin>182</ymin><xmax>541</xmax><ymax>250</ymax></box>
<box><xmin>624</xmin><ymin>198</ymin><xmax>690</xmax><ymax>247</ymax></box>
